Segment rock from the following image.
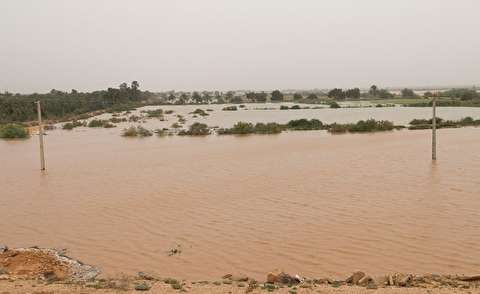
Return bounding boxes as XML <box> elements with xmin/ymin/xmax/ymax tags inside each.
<box><xmin>331</xmin><ymin>280</ymin><xmax>344</xmax><ymax>288</ymax></box>
<box><xmin>266</xmin><ymin>270</ymin><xmax>299</xmax><ymax>284</ymax></box>
<box><xmin>246</xmin><ymin>279</ymin><xmax>258</xmax><ymax>293</ymax></box>
<box><xmin>43</xmin><ymin>271</ymin><xmax>58</xmax><ymax>282</ymax></box>
<box><xmin>138</xmin><ymin>271</ymin><xmax>158</xmax><ymax>281</ymax></box>
<box><xmin>222</xmin><ymin>273</ymin><xmax>248</xmax><ymax>281</ymax></box>
<box><xmin>374</xmin><ymin>275</ymin><xmax>388</xmax><ymax>286</ymax></box>
<box><xmin>294</xmin><ymin>274</ymin><xmax>304</xmax><ymax>283</ymax></box>
<box><xmin>230</xmin><ymin>274</ymin><xmax>249</xmax><ymax>282</ymax></box>
<box><xmin>0</xmin><ymin>245</ymin><xmax>7</xmax><ymax>253</ymax></box>
<box><xmin>459</xmin><ymin>275</ymin><xmax>480</xmax><ymax>281</ymax></box>
<box><xmin>358</xmin><ymin>275</ymin><xmax>374</xmax><ymax>287</ymax></box>
<box><xmin>388</xmin><ymin>275</ymin><xmax>394</xmax><ymax>286</ymax></box>
<box><xmin>346</xmin><ymin>271</ymin><xmax>366</xmax><ymax>285</ymax></box>
<box><xmin>313</xmin><ymin>278</ymin><xmax>333</xmax><ymax>285</ymax></box>
<box><xmin>267</xmin><ymin>270</ymin><xmax>281</xmax><ymax>283</ymax></box>
<box><xmin>0</xmin><ymin>266</ymin><xmax>8</xmax><ymax>275</ymax></box>
<box><xmin>366</xmin><ymin>281</ymin><xmax>378</xmax><ymax>289</ymax></box>
<box><xmin>135</xmin><ymin>282</ymin><xmax>151</xmax><ymax>291</ymax></box>
<box><xmin>396</xmin><ymin>274</ymin><xmax>412</xmax><ymax>287</ymax></box>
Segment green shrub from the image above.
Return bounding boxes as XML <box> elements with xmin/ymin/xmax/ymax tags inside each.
<box><xmin>280</xmin><ymin>105</ymin><xmax>289</xmax><ymax>110</ymax></box>
<box><xmin>0</xmin><ymin>124</ymin><xmax>29</xmax><ymax>139</ymax></box>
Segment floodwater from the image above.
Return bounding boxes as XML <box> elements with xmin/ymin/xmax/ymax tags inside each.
<box><xmin>1</xmin><ymin>105</ymin><xmax>480</xmax><ymax>280</ymax></box>
<box><xmin>96</xmin><ymin>103</ymin><xmax>480</xmax><ymax>129</ymax></box>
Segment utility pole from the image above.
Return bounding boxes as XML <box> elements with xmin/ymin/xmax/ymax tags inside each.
<box><xmin>432</xmin><ymin>95</ymin><xmax>437</xmax><ymax>161</ymax></box>
<box><xmin>37</xmin><ymin>101</ymin><xmax>46</xmax><ymax>170</ymax></box>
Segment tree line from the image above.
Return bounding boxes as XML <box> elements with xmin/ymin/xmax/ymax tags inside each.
<box><xmin>0</xmin><ymin>81</ymin><xmax>154</xmax><ymax>123</ymax></box>
<box><xmin>2</xmin><ymin>82</ymin><xmax>478</xmax><ymax>123</ymax></box>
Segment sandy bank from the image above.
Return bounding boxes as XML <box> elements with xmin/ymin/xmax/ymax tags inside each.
<box><xmin>1</xmin><ymin>246</ymin><xmax>480</xmax><ymax>293</ymax></box>
<box><xmin>0</xmin><ymin>280</ymin><xmax>478</xmax><ymax>294</ymax></box>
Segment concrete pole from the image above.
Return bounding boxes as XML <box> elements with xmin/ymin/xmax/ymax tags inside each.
<box><xmin>432</xmin><ymin>96</ymin><xmax>437</xmax><ymax>161</ymax></box>
<box><xmin>37</xmin><ymin>101</ymin><xmax>46</xmax><ymax>170</ymax></box>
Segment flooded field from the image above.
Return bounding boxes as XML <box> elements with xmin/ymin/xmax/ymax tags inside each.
<box><xmin>1</xmin><ymin>105</ymin><xmax>480</xmax><ymax>280</ymax></box>
<box><xmin>94</xmin><ymin>103</ymin><xmax>480</xmax><ymax>130</ymax></box>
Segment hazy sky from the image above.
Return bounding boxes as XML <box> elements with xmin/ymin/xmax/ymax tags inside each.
<box><xmin>1</xmin><ymin>0</ymin><xmax>479</xmax><ymax>93</ymax></box>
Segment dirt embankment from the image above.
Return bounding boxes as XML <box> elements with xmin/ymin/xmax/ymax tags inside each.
<box><xmin>1</xmin><ymin>246</ymin><xmax>480</xmax><ymax>293</ymax></box>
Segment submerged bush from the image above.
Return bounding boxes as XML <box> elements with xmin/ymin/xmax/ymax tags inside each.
<box><xmin>87</xmin><ymin>119</ymin><xmax>116</xmax><ymax>128</ymax></box>
<box><xmin>0</xmin><ymin>124</ymin><xmax>30</xmax><ymax>139</ymax></box>
<box><xmin>121</xmin><ymin>126</ymin><xmax>153</xmax><ymax>137</ymax></box>
<box><xmin>218</xmin><ymin>122</ymin><xmax>255</xmax><ymax>135</ymax></box>
<box><xmin>218</xmin><ymin>121</ymin><xmax>283</xmax><ymax>135</ymax></box>
<box><xmin>103</xmin><ymin>122</ymin><xmax>116</xmax><ymax>128</ymax></box>
<box><xmin>253</xmin><ymin>122</ymin><xmax>284</xmax><ymax>134</ymax></box>
<box><xmin>142</xmin><ymin>109</ymin><xmax>163</xmax><ymax>118</ymax></box>
<box><xmin>63</xmin><ymin>120</ymin><xmax>85</xmax><ymax>130</ymax></box>
<box><xmin>109</xmin><ymin>117</ymin><xmax>127</xmax><ymax>123</ymax></box>
<box><xmin>155</xmin><ymin>128</ymin><xmax>172</xmax><ymax>137</ymax></box>
<box><xmin>330</xmin><ymin>101</ymin><xmax>341</xmax><ymax>109</ymax></box>
<box><xmin>222</xmin><ymin>106</ymin><xmax>238</xmax><ymax>111</ymax></box>
<box><xmin>408</xmin><ymin>116</ymin><xmax>480</xmax><ymax>130</ymax></box>
<box><xmin>191</xmin><ymin>109</ymin><xmax>209</xmax><ymax>116</ymax></box>
<box><xmin>178</xmin><ymin>122</ymin><xmax>210</xmax><ymax>136</ymax></box>
<box><xmin>328</xmin><ymin>119</ymin><xmax>395</xmax><ymax>134</ymax></box>
<box><xmin>129</xmin><ymin>115</ymin><xmax>143</xmax><ymax>122</ymax></box>
<box><xmin>328</xmin><ymin>123</ymin><xmax>350</xmax><ymax>133</ymax></box>
<box><xmin>171</xmin><ymin>122</ymin><xmax>181</xmax><ymax>129</ymax></box>
<box><xmin>280</xmin><ymin>105</ymin><xmax>302</xmax><ymax>110</ymax></box>
<box><xmin>286</xmin><ymin>119</ymin><xmax>323</xmax><ymax>130</ymax></box>
<box><xmin>88</xmin><ymin>119</ymin><xmax>107</xmax><ymax>127</ymax></box>
<box><xmin>410</xmin><ymin>118</ymin><xmax>443</xmax><ymax>125</ymax></box>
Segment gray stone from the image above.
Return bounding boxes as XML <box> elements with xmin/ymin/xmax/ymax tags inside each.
<box><xmin>135</xmin><ymin>282</ymin><xmax>151</xmax><ymax>291</ymax></box>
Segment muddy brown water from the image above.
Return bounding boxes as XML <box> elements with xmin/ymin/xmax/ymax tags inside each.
<box><xmin>1</xmin><ymin>106</ymin><xmax>480</xmax><ymax>280</ymax></box>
